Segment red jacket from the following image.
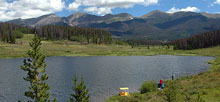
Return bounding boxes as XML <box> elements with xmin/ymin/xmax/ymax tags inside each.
<box><xmin>160</xmin><ymin>80</ymin><xmax>163</xmax><ymax>84</ymax></box>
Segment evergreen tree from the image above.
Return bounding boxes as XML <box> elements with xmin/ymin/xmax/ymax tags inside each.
<box><xmin>69</xmin><ymin>75</ymin><xmax>89</xmax><ymax>102</ymax></box>
<box><xmin>20</xmin><ymin>35</ymin><xmax>55</xmax><ymax>102</ymax></box>
<box><xmin>9</xmin><ymin>33</ymin><xmax>16</xmax><ymax>44</ymax></box>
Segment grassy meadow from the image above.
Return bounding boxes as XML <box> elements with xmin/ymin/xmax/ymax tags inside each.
<box><xmin>1</xmin><ymin>34</ymin><xmax>220</xmax><ymax>102</ymax></box>
<box><xmin>1</xmin><ymin>34</ymin><xmax>220</xmax><ymax>59</ymax></box>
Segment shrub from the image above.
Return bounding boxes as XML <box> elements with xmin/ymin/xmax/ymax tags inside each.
<box><xmin>70</xmin><ymin>36</ymin><xmax>83</xmax><ymax>42</ymax></box>
<box><xmin>13</xmin><ymin>30</ymin><xmax>24</xmax><ymax>38</ymax></box>
<box><xmin>139</xmin><ymin>81</ymin><xmax>158</xmax><ymax>94</ymax></box>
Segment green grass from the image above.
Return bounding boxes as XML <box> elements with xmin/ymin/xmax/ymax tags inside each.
<box><xmin>1</xmin><ymin>34</ymin><xmax>220</xmax><ymax>102</ymax></box>
<box><xmin>1</xmin><ymin>34</ymin><xmax>219</xmax><ymax>59</ymax></box>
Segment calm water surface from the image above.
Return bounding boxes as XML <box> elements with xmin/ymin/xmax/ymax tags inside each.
<box><xmin>0</xmin><ymin>55</ymin><xmax>213</xmax><ymax>102</ymax></box>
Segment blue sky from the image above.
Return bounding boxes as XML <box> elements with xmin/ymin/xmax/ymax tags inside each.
<box><xmin>1</xmin><ymin>0</ymin><xmax>220</xmax><ymax>21</ymax></box>
<box><xmin>55</xmin><ymin>0</ymin><xmax>220</xmax><ymax>17</ymax></box>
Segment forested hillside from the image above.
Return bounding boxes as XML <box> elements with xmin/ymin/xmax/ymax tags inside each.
<box><xmin>0</xmin><ymin>23</ymin><xmax>112</xmax><ymax>44</ymax></box>
<box><xmin>36</xmin><ymin>25</ymin><xmax>112</xmax><ymax>44</ymax></box>
<box><xmin>0</xmin><ymin>23</ymin><xmax>32</xmax><ymax>43</ymax></box>
<box><xmin>172</xmin><ymin>30</ymin><xmax>220</xmax><ymax>50</ymax></box>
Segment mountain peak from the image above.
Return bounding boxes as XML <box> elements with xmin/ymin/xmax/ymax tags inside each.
<box><xmin>116</xmin><ymin>13</ymin><xmax>132</xmax><ymax>16</ymax></box>
<box><xmin>150</xmin><ymin>10</ymin><xmax>164</xmax><ymax>13</ymax></box>
<box><xmin>140</xmin><ymin>10</ymin><xmax>168</xmax><ymax>19</ymax></box>
<box><xmin>200</xmin><ymin>12</ymin><xmax>220</xmax><ymax>19</ymax></box>
<box><xmin>34</xmin><ymin>13</ymin><xmax>60</xmax><ymax>20</ymax></box>
<box><xmin>47</xmin><ymin>14</ymin><xmax>59</xmax><ymax>18</ymax></box>
<box><xmin>67</xmin><ymin>12</ymin><xmax>89</xmax><ymax>20</ymax></box>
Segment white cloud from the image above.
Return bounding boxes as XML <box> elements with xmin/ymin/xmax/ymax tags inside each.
<box><xmin>208</xmin><ymin>3</ymin><xmax>214</xmax><ymax>7</ymax></box>
<box><xmin>0</xmin><ymin>0</ymin><xmax>65</xmax><ymax>21</ymax></box>
<box><xmin>215</xmin><ymin>0</ymin><xmax>220</xmax><ymax>4</ymax></box>
<box><xmin>68</xmin><ymin>0</ymin><xmax>158</xmax><ymax>15</ymax></box>
<box><xmin>84</xmin><ymin>7</ymin><xmax>112</xmax><ymax>15</ymax></box>
<box><xmin>209</xmin><ymin>0</ymin><xmax>220</xmax><ymax>7</ymax></box>
<box><xmin>68</xmin><ymin>2</ymin><xmax>80</xmax><ymax>11</ymax></box>
<box><xmin>167</xmin><ymin>7</ymin><xmax>200</xmax><ymax>13</ymax></box>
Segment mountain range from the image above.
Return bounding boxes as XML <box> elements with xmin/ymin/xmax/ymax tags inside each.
<box><xmin>7</xmin><ymin>10</ymin><xmax>220</xmax><ymax>40</ymax></box>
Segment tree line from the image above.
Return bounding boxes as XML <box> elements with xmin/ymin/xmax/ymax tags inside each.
<box><xmin>36</xmin><ymin>25</ymin><xmax>112</xmax><ymax>44</ymax></box>
<box><xmin>126</xmin><ymin>40</ymin><xmax>163</xmax><ymax>45</ymax></box>
<box><xmin>125</xmin><ymin>39</ymin><xmax>171</xmax><ymax>49</ymax></box>
<box><xmin>0</xmin><ymin>23</ymin><xmax>112</xmax><ymax>44</ymax></box>
<box><xmin>172</xmin><ymin>30</ymin><xmax>220</xmax><ymax>50</ymax></box>
<box><xmin>0</xmin><ymin>23</ymin><xmax>32</xmax><ymax>43</ymax></box>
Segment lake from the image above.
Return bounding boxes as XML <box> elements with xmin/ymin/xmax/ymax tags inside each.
<box><xmin>0</xmin><ymin>55</ymin><xmax>213</xmax><ymax>102</ymax></box>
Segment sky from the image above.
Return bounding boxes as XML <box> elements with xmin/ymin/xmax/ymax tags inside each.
<box><xmin>0</xmin><ymin>0</ymin><xmax>220</xmax><ymax>21</ymax></box>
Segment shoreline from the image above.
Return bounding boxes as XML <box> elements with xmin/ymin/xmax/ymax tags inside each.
<box><xmin>0</xmin><ymin>52</ymin><xmax>216</xmax><ymax>59</ymax></box>
<box><xmin>107</xmin><ymin>56</ymin><xmax>220</xmax><ymax>102</ymax></box>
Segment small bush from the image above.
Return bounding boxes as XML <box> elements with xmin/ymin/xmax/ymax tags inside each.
<box><xmin>139</xmin><ymin>81</ymin><xmax>158</xmax><ymax>94</ymax></box>
<box><xmin>13</xmin><ymin>30</ymin><xmax>24</xmax><ymax>38</ymax></box>
<box><xmin>69</xmin><ymin>36</ymin><xmax>86</xmax><ymax>42</ymax></box>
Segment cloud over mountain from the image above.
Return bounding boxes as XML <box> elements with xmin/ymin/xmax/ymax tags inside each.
<box><xmin>68</xmin><ymin>0</ymin><xmax>158</xmax><ymax>15</ymax></box>
<box><xmin>0</xmin><ymin>0</ymin><xmax>65</xmax><ymax>21</ymax></box>
<box><xmin>167</xmin><ymin>6</ymin><xmax>200</xmax><ymax>13</ymax></box>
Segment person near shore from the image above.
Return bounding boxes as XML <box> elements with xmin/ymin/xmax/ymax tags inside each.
<box><xmin>172</xmin><ymin>73</ymin><xmax>175</xmax><ymax>80</ymax></box>
<box><xmin>162</xmin><ymin>82</ymin><xmax>165</xmax><ymax>89</ymax></box>
<box><xmin>160</xmin><ymin>80</ymin><xmax>163</xmax><ymax>85</ymax></box>
<box><xmin>158</xmin><ymin>79</ymin><xmax>164</xmax><ymax>89</ymax></box>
